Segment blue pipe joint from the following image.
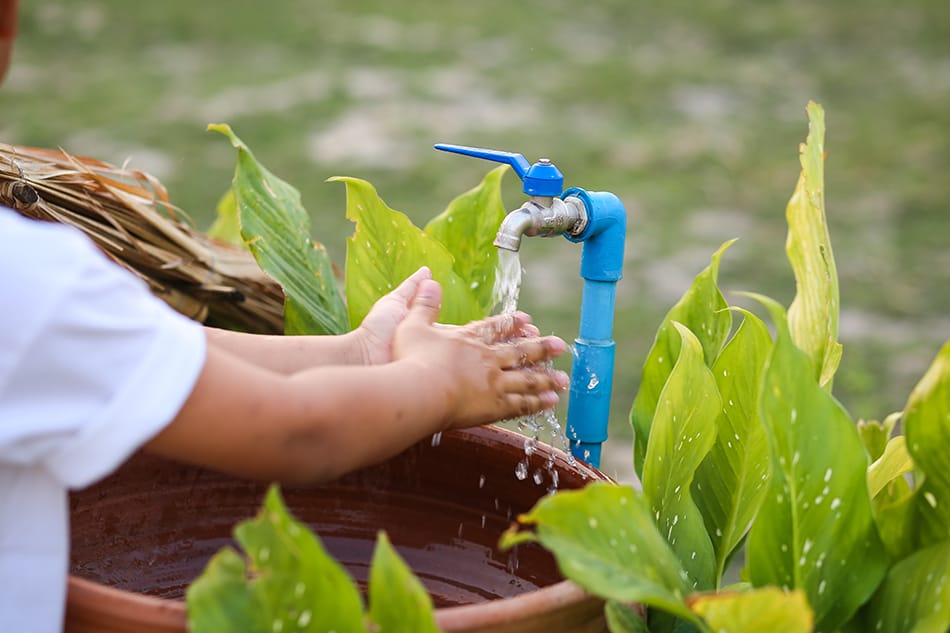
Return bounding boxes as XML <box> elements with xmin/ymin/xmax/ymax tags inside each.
<box><xmin>562</xmin><ymin>188</ymin><xmax>626</xmax><ymax>282</ymax></box>
<box><xmin>567</xmin><ymin>340</ymin><xmax>615</xmax><ymax>461</ymax></box>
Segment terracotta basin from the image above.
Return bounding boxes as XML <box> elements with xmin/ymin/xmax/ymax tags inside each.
<box><xmin>66</xmin><ymin>425</ymin><xmax>611</xmax><ymax>633</ymax></box>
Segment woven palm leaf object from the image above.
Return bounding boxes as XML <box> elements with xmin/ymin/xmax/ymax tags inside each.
<box><xmin>0</xmin><ymin>142</ymin><xmax>284</xmax><ymax>333</ymax></box>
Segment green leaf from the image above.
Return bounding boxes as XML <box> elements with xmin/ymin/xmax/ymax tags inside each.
<box><xmin>369</xmin><ymin>532</ymin><xmax>442</xmax><ymax>633</ymax></box>
<box><xmin>630</xmin><ymin>240</ymin><xmax>735</xmax><ymax>478</ymax></box>
<box><xmin>606</xmin><ymin>601</ymin><xmax>651</xmax><ymax>633</ymax></box>
<box><xmin>332</xmin><ymin>176</ymin><xmax>483</xmax><ymax>328</ymax></box>
<box><xmin>860</xmin><ymin>539</ymin><xmax>950</xmax><ymax>633</ymax></box>
<box><xmin>207</xmin><ymin>188</ymin><xmax>246</xmax><ymax>248</ymax></box>
<box><xmin>424</xmin><ymin>166</ymin><xmax>507</xmax><ymax>315</ymax></box>
<box><xmin>867</xmin><ymin>435</ymin><xmax>913</xmax><ymax>498</ymax></box>
<box><xmin>209</xmin><ymin>124</ymin><xmax>347</xmax><ymax>335</ymax></box>
<box><xmin>186</xmin><ymin>486</ymin><xmax>367</xmax><ymax>633</ymax></box>
<box><xmin>785</xmin><ymin>101</ymin><xmax>841</xmax><ymax>388</ymax></box>
<box><xmin>878</xmin><ymin>340</ymin><xmax>950</xmax><ymax>560</ymax></box>
<box><xmin>642</xmin><ymin>322</ymin><xmax>720</xmax><ymax>591</ymax></box>
<box><xmin>745</xmin><ymin>296</ymin><xmax>886</xmax><ymax>633</ymax></box>
<box><xmin>500</xmin><ymin>483</ymin><xmax>702</xmax><ymax>627</ymax></box>
<box><xmin>689</xmin><ymin>588</ymin><xmax>813</xmax><ymax>633</ymax></box>
<box><xmin>857</xmin><ymin>413</ymin><xmax>900</xmax><ymax>462</ymax></box>
<box><xmin>693</xmin><ymin>309</ymin><xmax>773</xmax><ymax>585</ymax></box>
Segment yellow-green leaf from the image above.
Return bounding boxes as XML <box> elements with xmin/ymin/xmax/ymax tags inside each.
<box><xmin>857</xmin><ymin>413</ymin><xmax>900</xmax><ymax>462</ymax></box>
<box><xmin>690</xmin><ymin>588</ymin><xmax>813</xmax><ymax>633</ymax></box>
<box><xmin>333</xmin><ymin>176</ymin><xmax>482</xmax><ymax>328</ymax></box>
<box><xmin>605</xmin><ymin>602</ymin><xmax>650</xmax><ymax>633</ymax></box>
<box><xmin>630</xmin><ymin>239</ymin><xmax>735</xmax><ymax>478</ymax></box>
<box><xmin>878</xmin><ymin>340</ymin><xmax>950</xmax><ymax>560</ymax></box>
<box><xmin>642</xmin><ymin>322</ymin><xmax>720</xmax><ymax>591</ymax></box>
<box><xmin>859</xmin><ymin>540</ymin><xmax>950</xmax><ymax>633</ymax></box>
<box><xmin>369</xmin><ymin>532</ymin><xmax>442</xmax><ymax>633</ymax></box>
<box><xmin>207</xmin><ymin>188</ymin><xmax>246</xmax><ymax>248</ymax></box>
<box><xmin>785</xmin><ymin>101</ymin><xmax>841</xmax><ymax>388</ymax></box>
<box><xmin>424</xmin><ymin>166</ymin><xmax>507</xmax><ymax>314</ymax></box>
<box><xmin>746</xmin><ymin>295</ymin><xmax>886</xmax><ymax>633</ymax></box>
<box><xmin>693</xmin><ymin>309</ymin><xmax>773</xmax><ymax>585</ymax></box>
<box><xmin>500</xmin><ymin>483</ymin><xmax>701</xmax><ymax>627</ymax></box>
<box><xmin>186</xmin><ymin>486</ymin><xmax>367</xmax><ymax>633</ymax></box>
<box><xmin>867</xmin><ymin>435</ymin><xmax>914</xmax><ymax>498</ymax></box>
<box><xmin>210</xmin><ymin>124</ymin><xmax>347</xmax><ymax>335</ymax></box>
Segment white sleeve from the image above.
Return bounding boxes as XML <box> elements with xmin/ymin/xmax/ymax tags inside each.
<box><xmin>0</xmin><ymin>210</ymin><xmax>206</xmax><ymax>489</ymax></box>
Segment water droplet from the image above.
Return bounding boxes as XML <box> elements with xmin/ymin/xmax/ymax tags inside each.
<box><xmin>272</xmin><ymin>619</ymin><xmax>284</xmax><ymax>633</ymax></box>
<box><xmin>294</xmin><ymin>582</ymin><xmax>306</xmax><ymax>598</ymax></box>
<box><xmin>478</xmin><ymin>474</ymin><xmax>486</xmax><ymax>488</ymax></box>
<box><xmin>481</xmin><ymin>514</ymin><xmax>487</xmax><ymax>528</ymax></box>
<box><xmin>587</xmin><ymin>374</ymin><xmax>599</xmax><ymax>390</ymax></box>
<box><xmin>297</xmin><ymin>610</ymin><xmax>312</xmax><ymax>628</ymax></box>
<box><xmin>524</xmin><ymin>436</ymin><xmax>537</xmax><ymax>456</ymax></box>
<box><xmin>824</xmin><ymin>468</ymin><xmax>833</xmax><ymax>482</ymax></box>
<box><xmin>829</xmin><ymin>498</ymin><xmax>842</xmax><ymax>510</ymax></box>
<box><xmin>588</xmin><ymin>517</ymin><xmax>598</xmax><ymax>528</ymax></box>
<box><xmin>515</xmin><ymin>461</ymin><xmax>528</xmax><ymax>480</ymax></box>
<box><xmin>532</xmin><ymin>469</ymin><xmax>544</xmax><ymax>485</ymax></box>
<box><xmin>258</xmin><ymin>547</ymin><xmax>270</xmax><ymax>563</ymax></box>
<box><xmin>925</xmin><ymin>491</ymin><xmax>938</xmax><ymax>508</ymax></box>
<box><xmin>431</xmin><ymin>432</ymin><xmax>442</xmax><ymax>447</ymax></box>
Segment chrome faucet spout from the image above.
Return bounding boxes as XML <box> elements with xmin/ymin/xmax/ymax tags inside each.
<box><xmin>493</xmin><ymin>196</ymin><xmax>588</xmax><ymax>252</ymax></box>
<box><xmin>493</xmin><ymin>207</ymin><xmax>537</xmax><ymax>252</ymax></box>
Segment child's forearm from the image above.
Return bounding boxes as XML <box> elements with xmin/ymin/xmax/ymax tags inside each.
<box><xmin>145</xmin><ymin>342</ymin><xmax>451</xmax><ymax>484</ymax></box>
<box><xmin>204</xmin><ymin>326</ymin><xmax>367</xmax><ymax>373</ymax></box>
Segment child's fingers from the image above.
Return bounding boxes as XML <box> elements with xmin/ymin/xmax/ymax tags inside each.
<box><xmin>496</xmin><ymin>336</ymin><xmax>568</xmax><ymax>368</ymax></box>
<box><xmin>500</xmin><ymin>391</ymin><xmax>560</xmax><ymax>418</ymax></box>
<box><xmin>390</xmin><ymin>266</ymin><xmax>432</xmax><ymax>304</ymax></box>
<box><xmin>464</xmin><ymin>312</ymin><xmax>533</xmax><ymax>342</ymax></box>
<box><xmin>498</xmin><ymin>366</ymin><xmax>569</xmax><ymax>394</ymax></box>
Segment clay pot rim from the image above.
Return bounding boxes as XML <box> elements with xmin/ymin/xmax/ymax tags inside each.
<box><xmin>67</xmin><ymin>425</ymin><xmax>612</xmax><ymax>631</ymax></box>
<box><xmin>66</xmin><ymin>569</ymin><xmax>599</xmax><ymax>628</ymax></box>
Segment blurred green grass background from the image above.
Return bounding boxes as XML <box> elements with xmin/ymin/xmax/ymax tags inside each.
<box><xmin>4</xmin><ymin>0</ymin><xmax>948</xmax><ymax>480</ymax></box>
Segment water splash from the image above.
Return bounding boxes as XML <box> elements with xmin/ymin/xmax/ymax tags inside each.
<box><xmin>493</xmin><ymin>248</ymin><xmax>576</xmax><ymax>490</ymax></box>
<box><xmin>492</xmin><ymin>249</ymin><xmax>524</xmax><ymax>315</ymax></box>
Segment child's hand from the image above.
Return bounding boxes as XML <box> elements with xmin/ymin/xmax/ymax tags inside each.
<box><xmin>392</xmin><ymin>278</ymin><xmax>569</xmax><ymax>428</ymax></box>
<box><xmin>354</xmin><ymin>267</ymin><xmax>433</xmax><ymax>365</ymax></box>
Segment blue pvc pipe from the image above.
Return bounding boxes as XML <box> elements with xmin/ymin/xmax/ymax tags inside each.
<box><xmin>563</xmin><ymin>189</ymin><xmax>626</xmax><ymax>467</ymax></box>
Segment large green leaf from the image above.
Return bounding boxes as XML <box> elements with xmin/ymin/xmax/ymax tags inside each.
<box><xmin>642</xmin><ymin>322</ymin><xmax>720</xmax><ymax>592</ymax></box>
<box><xmin>877</xmin><ymin>340</ymin><xmax>950</xmax><ymax>560</ymax></box>
<box><xmin>785</xmin><ymin>101</ymin><xmax>841</xmax><ymax>388</ymax></box>
<box><xmin>630</xmin><ymin>240</ymin><xmax>735</xmax><ymax>478</ymax></box>
<box><xmin>424</xmin><ymin>166</ymin><xmax>507</xmax><ymax>315</ymax></box>
<box><xmin>186</xmin><ymin>486</ymin><xmax>367</xmax><ymax>633</ymax></box>
<box><xmin>500</xmin><ymin>483</ymin><xmax>702</xmax><ymax>627</ymax></box>
<box><xmin>693</xmin><ymin>309</ymin><xmax>773</xmax><ymax>585</ymax></box>
<box><xmin>689</xmin><ymin>588</ymin><xmax>813</xmax><ymax>633</ymax></box>
<box><xmin>745</xmin><ymin>296</ymin><xmax>886</xmax><ymax>633</ymax></box>
<box><xmin>333</xmin><ymin>176</ymin><xmax>483</xmax><ymax>328</ymax></box>
<box><xmin>369</xmin><ymin>532</ymin><xmax>442</xmax><ymax>633</ymax></box>
<box><xmin>210</xmin><ymin>124</ymin><xmax>348</xmax><ymax>335</ymax></box>
<box><xmin>860</xmin><ymin>539</ymin><xmax>950</xmax><ymax>633</ymax></box>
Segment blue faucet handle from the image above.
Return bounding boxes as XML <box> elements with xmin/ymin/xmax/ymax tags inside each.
<box><xmin>434</xmin><ymin>143</ymin><xmax>564</xmax><ymax>197</ymax></box>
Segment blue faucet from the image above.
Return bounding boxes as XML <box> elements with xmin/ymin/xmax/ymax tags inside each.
<box><xmin>434</xmin><ymin>143</ymin><xmax>626</xmax><ymax>468</ymax></box>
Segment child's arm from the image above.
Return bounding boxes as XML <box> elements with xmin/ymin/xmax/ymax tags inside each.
<box><xmin>203</xmin><ymin>267</ymin><xmax>435</xmax><ymax>371</ymax></box>
<box><xmin>144</xmin><ymin>278</ymin><xmax>568</xmax><ymax>484</ymax></box>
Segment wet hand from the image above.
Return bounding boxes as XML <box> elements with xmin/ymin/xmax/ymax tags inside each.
<box><xmin>355</xmin><ymin>266</ymin><xmax>433</xmax><ymax>365</ymax></box>
<box><xmin>393</xmin><ymin>279</ymin><xmax>570</xmax><ymax>428</ymax></box>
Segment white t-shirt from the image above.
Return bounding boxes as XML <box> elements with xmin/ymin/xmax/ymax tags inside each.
<box><xmin>0</xmin><ymin>209</ymin><xmax>206</xmax><ymax>632</ymax></box>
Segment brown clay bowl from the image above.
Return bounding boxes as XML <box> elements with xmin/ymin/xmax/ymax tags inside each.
<box><xmin>67</xmin><ymin>425</ymin><xmax>611</xmax><ymax>633</ymax></box>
